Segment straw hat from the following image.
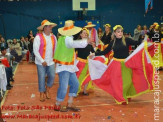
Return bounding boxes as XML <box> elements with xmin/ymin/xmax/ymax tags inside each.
<box><xmin>84</xmin><ymin>22</ymin><xmax>96</xmax><ymax>28</ymax></box>
<box><xmin>37</xmin><ymin>20</ymin><xmax>57</xmax><ymax>30</ymax></box>
<box><xmin>58</xmin><ymin>20</ymin><xmax>82</xmax><ymax>36</ymax></box>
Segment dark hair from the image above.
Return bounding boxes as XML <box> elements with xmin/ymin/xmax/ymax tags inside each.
<box><xmin>1</xmin><ymin>47</ymin><xmax>6</xmax><ymax>52</ymax></box>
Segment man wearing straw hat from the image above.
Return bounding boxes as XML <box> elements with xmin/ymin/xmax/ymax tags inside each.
<box><xmin>54</xmin><ymin>20</ymin><xmax>92</xmax><ymax>112</ymax></box>
<box><xmin>85</xmin><ymin>21</ymin><xmax>99</xmax><ymax>46</ymax></box>
<box><xmin>33</xmin><ymin>20</ymin><xmax>57</xmax><ymax>102</ymax></box>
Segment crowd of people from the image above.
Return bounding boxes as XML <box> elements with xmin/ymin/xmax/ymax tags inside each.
<box><xmin>0</xmin><ymin>30</ymin><xmax>35</xmax><ymax>90</ymax></box>
<box><xmin>0</xmin><ymin>20</ymin><xmax>163</xmax><ymax>112</ymax></box>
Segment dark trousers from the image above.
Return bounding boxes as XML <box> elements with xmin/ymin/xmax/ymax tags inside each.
<box><xmin>5</xmin><ymin>67</ymin><xmax>13</xmax><ymax>85</ymax></box>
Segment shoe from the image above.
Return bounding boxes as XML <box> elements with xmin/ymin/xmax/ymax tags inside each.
<box><xmin>6</xmin><ymin>86</ymin><xmax>12</xmax><ymax>90</ymax></box>
<box><xmin>54</xmin><ymin>105</ymin><xmax>68</xmax><ymax>112</ymax></box>
<box><xmin>40</xmin><ymin>92</ymin><xmax>45</xmax><ymax>102</ymax></box>
<box><xmin>10</xmin><ymin>78</ymin><xmax>14</xmax><ymax>82</ymax></box>
<box><xmin>7</xmin><ymin>84</ymin><xmax>13</xmax><ymax>88</ymax></box>
<box><xmin>67</xmin><ymin>104</ymin><xmax>80</xmax><ymax>112</ymax></box>
<box><xmin>122</xmin><ymin>102</ymin><xmax>127</xmax><ymax>105</ymax></box>
<box><xmin>83</xmin><ymin>92</ymin><xmax>89</xmax><ymax>96</ymax></box>
<box><xmin>128</xmin><ymin>98</ymin><xmax>131</xmax><ymax>102</ymax></box>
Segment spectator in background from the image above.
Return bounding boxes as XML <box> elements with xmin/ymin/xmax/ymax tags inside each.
<box><xmin>24</xmin><ymin>37</ymin><xmax>30</xmax><ymax>50</ymax></box>
<box><xmin>148</xmin><ymin>25</ymin><xmax>154</xmax><ymax>40</ymax></box>
<box><xmin>28</xmin><ymin>37</ymin><xmax>35</xmax><ymax>62</ymax></box>
<box><xmin>141</xmin><ymin>25</ymin><xmax>149</xmax><ymax>36</ymax></box>
<box><xmin>0</xmin><ymin>37</ymin><xmax>8</xmax><ymax>49</ymax></box>
<box><xmin>133</xmin><ymin>25</ymin><xmax>142</xmax><ymax>48</ymax></box>
<box><xmin>133</xmin><ymin>25</ymin><xmax>142</xmax><ymax>41</ymax></box>
<box><xmin>19</xmin><ymin>36</ymin><xmax>27</xmax><ymax>50</ymax></box>
<box><xmin>10</xmin><ymin>39</ymin><xmax>22</xmax><ymax>63</ymax></box>
<box><xmin>19</xmin><ymin>36</ymin><xmax>27</xmax><ymax>59</ymax></box>
<box><xmin>101</xmin><ymin>24</ymin><xmax>112</xmax><ymax>45</ymax></box>
<box><xmin>0</xmin><ymin>47</ymin><xmax>14</xmax><ymax>90</ymax></box>
<box><xmin>27</xmin><ymin>30</ymin><xmax>34</xmax><ymax>40</ymax></box>
<box><xmin>97</xmin><ymin>27</ymin><xmax>103</xmax><ymax>40</ymax></box>
<box><xmin>0</xmin><ymin>46</ymin><xmax>15</xmax><ymax>66</ymax></box>
<box><xmin>128</xmin><ymin>32</ymin><xmax>132</xmax><ymax>38</ymax></box>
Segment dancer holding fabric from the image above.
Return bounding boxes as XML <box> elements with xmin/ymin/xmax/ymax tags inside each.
<box><xmin>76</xmin><ymin>28</ymin><xmax>95</xmax><ymax>96</ymax></box>
<box><xmin>89</xmin><ymin>25</ymin><xmax>154</xmax><ymax>104</ymax></box>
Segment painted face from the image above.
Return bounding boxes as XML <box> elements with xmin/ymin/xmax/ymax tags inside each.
<box><xmin>114</xmin><ymin>28</ymin><xmax>123</xmax><ymax>39</ymax></box>
<box><xmin>80</xmin><ymin>30</ymin><xmax>88</xmax><ymax>39</ymax></box>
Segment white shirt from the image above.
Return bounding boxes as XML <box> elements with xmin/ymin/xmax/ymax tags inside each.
<box><xmin>33</xmin><ymin>32</ymin><xmax>57</xmax><ymax>66</ymax></box>
<box><xmin>56</xmin><ymin>36</ymin><xmax>88</xmax><ymax>73</ymax></box>
<box><xmin>0</xmin><ymin>64</ymin><xmax>7</xmax><ymax>91</ymax></box>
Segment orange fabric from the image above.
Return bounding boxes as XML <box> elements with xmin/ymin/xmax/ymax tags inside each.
<box><xmin>88</xmin><ymin>22</ymin><xmax>92</xmax><ymax>25</ymax></box>
<box><xmin>63</xmin><ymin>25</ymin><xmax>74</xmax><ymax>30</ymax></box>
<box><xmin>51</xmin><ymin>35</ymin><xmax>55</xmax><ymax>56</ymax></box>
<box><xmin>53</xmin><ymin>52</ymin><xmax>75</xmax><ymax>65</ymax></box>
<box><xmin>76</xmin><ymin>57</ymin><xmax>88</xmax><ymax>63</ymax></box>
<box><xmin>41</xmin><ymin>20</ymin><xmax>48</xmax><ymax>25</ymax></box>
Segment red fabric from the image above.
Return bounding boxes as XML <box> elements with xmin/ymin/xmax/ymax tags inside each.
<box><xmin>148</xmin><ymin>44</ymin><xmax>154</xmax><ymax>57</ymax></box>
<box><xmin>125</xmin><ymin>49</ymin><xmax>153</xmax><ymax>92</ymax></box>
<box><xmin>76</xmin><ymin>61</ymin><xmax>86</xmax><ymax>78</ymax></box>
<box><xmin>93</xmin><ymin>60</ymin><xmax>125</xmax><ymax>102</ymax></box>
<box><xmin>94</xmin><ymin>57</ymin><xmax>105</xmax><ymax>63</ymax></box>
<box><xmin>26</xmin><ymin>51</ymin><xmax>30</xmax><ymax>62</ymax></box>
<box><xmin>1</xmin><ymin>58</ymin><xmax>10</xmax><ymax>67</ymax></box>
<box><xmin>129</xmin><ymin>46</ymin><xmax>133</xmax><ymax>51</ymax></box>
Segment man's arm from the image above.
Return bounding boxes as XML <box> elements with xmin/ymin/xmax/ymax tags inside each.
<box><xmin>33</xmin><ymin>35</ymin><xmax>44</xmax><ymax>63</ymax></box>
<box><xmin>65</xmin><ymin>36</ymin><xmax>88</xmax><ymax>48</ymax></box>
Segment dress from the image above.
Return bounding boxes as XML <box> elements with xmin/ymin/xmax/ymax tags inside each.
<box><xmin>76</xmin><ymin>44</ymin><xmax>95</xmax><ymax>94</ymax></box>
<box><xmin>88</xmin><ymin>37</ymin><xmax>154</xmax><ymax>104</ymax></box>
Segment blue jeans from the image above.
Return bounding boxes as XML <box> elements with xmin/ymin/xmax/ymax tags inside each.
<box><xmin>56</xmin><ymin>71</ymin><xmax>79</xmax><ymax>102</ymax></box>
<box><xmin>36</xmin><ymin>64</ymin><xmax>55</xmax><ymax>92</ymax></box>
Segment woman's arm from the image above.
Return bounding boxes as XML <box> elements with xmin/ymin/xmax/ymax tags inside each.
<box><xmin>95</xmin><ymin>41</ymin><xmax>113</xmax><ymax>56</ymax></box>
